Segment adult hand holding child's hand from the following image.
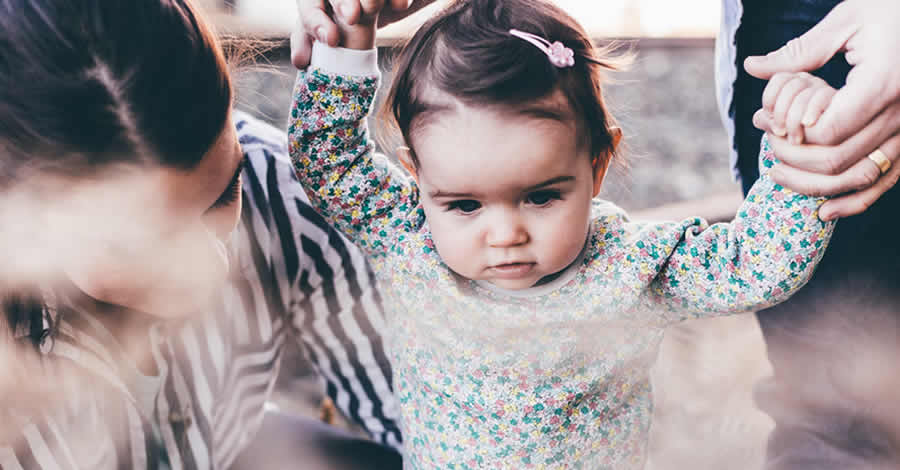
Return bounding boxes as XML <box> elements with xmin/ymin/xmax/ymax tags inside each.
<box><xmin>291</xmin><ymin>0</ymin><xmax>436</xmax><ymax>67</ymax></box>
<box><xmin>744</xmin><ymin>0</ymin><xmax>900</xmax><ymax>220</ymax></box>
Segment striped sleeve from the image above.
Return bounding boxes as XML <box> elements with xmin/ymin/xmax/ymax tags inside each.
<box><xmin>0</xmin><ymin>409</ymin><xmax>97</xmax><ymax>470</ymax></box>
<box><xmin>236</xmin><ymin>113</ymin><xmax>403</xmax><ymax>449</ymax></box>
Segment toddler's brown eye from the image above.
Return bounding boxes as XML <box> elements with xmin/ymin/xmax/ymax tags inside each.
<box><xmin>448</xmin><ymin>200</ymin><xmax>481</xmax><ymax>213</ymax></box>
<box><xmin>528</xmin><ymin>190</ymin><xmax>561</xmax><ymax>205</ymax></box>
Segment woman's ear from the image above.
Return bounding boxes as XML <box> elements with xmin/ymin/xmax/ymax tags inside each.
<box><xmin>397</xmin><ymin>146</ymin><xmax>419</xmax><ymax>184</ymax></box>
<box><xmin>592</xmin><ymin>128</ymin><xmax>622</xmax><ymax>197</ymax></box>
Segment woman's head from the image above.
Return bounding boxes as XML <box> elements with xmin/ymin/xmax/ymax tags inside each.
<box><xmin>0</xmin><ymin>0</ymin><xmax>233</xmax><ymax>174</ymax></box>
<box><xmin>384</xmin><ymin>0</ymin><xmax>624</xmax><ymax>290</ymax></box>
<box><xmin>0</xmin><ymin>0</ymin><xmax>243</xmax><ymax>316</ymax></box>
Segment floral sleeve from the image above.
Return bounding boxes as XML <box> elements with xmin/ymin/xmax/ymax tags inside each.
<box><xmin>287</xmin><ymin>68</ymin><xmax>422</xmax><ymax>260</ymax></box>
<box><xmin>641</xmin><ymin>137</ymin><xmax>836</xmax><ymax>319</ymax></box>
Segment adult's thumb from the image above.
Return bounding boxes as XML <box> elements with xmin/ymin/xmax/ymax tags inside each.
<box><xmin>744</xmin><ymin>3</ymin><xmax>855</xmax><ymax>79</ymax></box>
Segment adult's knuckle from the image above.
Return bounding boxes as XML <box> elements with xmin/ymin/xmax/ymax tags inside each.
<box><xmin>784</xmin><ymin>38</ymin><xmax>806</xmax><ymax>61</ymax></box>
<box><xmin>856</xmin><ymin>167</ymin><xmax>880</xmax><ymax>189</ymax></box>
<box><xmin>771</xmin><ymin>72</ymin><xmax>792</xmax><ymax>84</ymax></box>
<box><xmin>885</xmin><ymin>171</ymin><xmax>900</xmax><ymax>189</ymax></box>
<box><xmin>804</xmin><ymin>183</ymin><xmax>825</xmax><ymax>197</ymax></box>
<box><xmin>890</xmin><ymin>101</ymin><xmax>900</xmax><ymax>126</ymax></box>
<box><xmin>857</xmin><ymin>197</ymin><xmax>874</xmax><ymax>213</ymax></box>
<box><xmin>824</xmin><ymin>153</ymin><xmax>846</xmax><ymax>175</ymax></box>
<box><xmin>847</xmin><ymin>195</ymin><xmax>875</xmax><ymax>214</ymax></box>
<box><xmin>819</xmin><ymin>118</ymin><xmax>843</xmax><ymax>145</ymax></box>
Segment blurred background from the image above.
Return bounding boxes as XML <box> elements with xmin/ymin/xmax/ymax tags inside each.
<box><xmin>204</xmin><ymin>0</ymin><xmax>722</xmax><ymax>37</ymax></box>
<box><xmin>200</xmin><ymin>1</ymin><xmax>773</xmax><ymax>468</ymax></box>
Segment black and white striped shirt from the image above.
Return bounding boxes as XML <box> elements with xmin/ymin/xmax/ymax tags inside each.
<box><xmin>0</xmin><ymin>111</ymin><xmax>402</xmax><ymax>469</ymax></box>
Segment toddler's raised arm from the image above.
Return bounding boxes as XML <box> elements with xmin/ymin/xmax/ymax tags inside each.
<box><xmin>287</xmin><ymin>42</ymin><xmax>420</xmax><ymax>259</ymax></box>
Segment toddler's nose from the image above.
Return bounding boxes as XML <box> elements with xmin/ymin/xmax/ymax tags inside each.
<box><xmin>486</xmin><ymin>212</ymin><xmax>529</xmax><ymax>247</ymax></box>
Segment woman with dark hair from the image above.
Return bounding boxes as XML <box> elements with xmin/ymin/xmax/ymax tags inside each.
<box><xmin>0</xmin><ymin>0</ymin><xmax>403</xmax><ymax>468</ymax></box>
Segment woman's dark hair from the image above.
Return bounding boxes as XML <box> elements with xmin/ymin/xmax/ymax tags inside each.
<box><xmin>0</xmin><ymin>0</ymin><xmax>232</xmax><ymax>349</ymax></box>
<box><xmin>0</xmin><ymin>0</ymin><xmax>232</xmax><ymax>179</ymax></box>
<box><xmin>384</xmin><ymin>0</ymin><xmax>626</xmax><ymax>166</ymax></box>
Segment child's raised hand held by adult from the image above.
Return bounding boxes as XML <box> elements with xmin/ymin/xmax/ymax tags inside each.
<box><xmin>743</xmin><ymin>0</ymin><xmax>900</xmax><ymax>219</ymax></box>
<box><xmin>753</xmin><ymin>71</ymin><xmax>900</xmax><ymax>219</ymax></box>
<box><xmin>744</xmin><ymin>0</ymin><xmax>900</xmax><ymax>145</ymax></box>
<box><xmin>292</xmin><ymin>0</ymin><xmax>435</xmax><ymax>67</ymax></box>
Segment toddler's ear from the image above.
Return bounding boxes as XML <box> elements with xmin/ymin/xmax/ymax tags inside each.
<box><xmin>397</xmin><ymin>146</ymin><xmax>419</xmax><ymax>183</ymax></box>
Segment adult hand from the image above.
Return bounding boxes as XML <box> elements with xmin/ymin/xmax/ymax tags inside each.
<box><xmin>744</xmin><ymin>0</ymin><xmax>900</xmax><ymax>219</ymax></box>
<box><xmin>752</xmin><ymin>95</ymin><xmax>900</xmax><ymax>221</ymax></box>
<box><xmin>758</xmin><ymin>117</ymin><xmax>900</xmax><ymax>221</ymax></box>
<box><xmin>291</xmin><ymin>0</ymin><xmax>437</xmax><ymax>69</ymax></box>
<box><xmin>744</xmin><ymin>0</ymin><xmax>900</xmax><ymax>144</ymax></box>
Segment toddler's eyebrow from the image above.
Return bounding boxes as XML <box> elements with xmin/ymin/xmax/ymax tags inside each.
<box><xmin>429</xmin><ymin>189</ymin><xmax>477</xmax><ymax>199</ymax></box>
<box><xmin>525</xmin><ymin>175</ymin><xmax>575</xmax><ymax>191</ymax></box>
<box><xmin>429</xmin><ymin>176</ymin><xmax>575</xmax><ymax>199</ymax></box>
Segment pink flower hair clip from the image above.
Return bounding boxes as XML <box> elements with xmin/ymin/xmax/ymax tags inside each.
<box><xmin>509</xmin><ymin>29</ymin><xmax>575</xmax><ymax>68</ymax></box>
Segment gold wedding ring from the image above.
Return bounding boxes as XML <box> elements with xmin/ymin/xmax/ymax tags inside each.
<box><xmin>867</xmin><ymin>148</ymin><xmax>892</xmax><ymax>175</ymax></box>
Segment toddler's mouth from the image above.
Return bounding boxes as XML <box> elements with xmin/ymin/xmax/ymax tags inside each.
<box><xmin>490</xmin><ymin>262</ymin><xmax>536</xmax><ymax>279</ymax></box>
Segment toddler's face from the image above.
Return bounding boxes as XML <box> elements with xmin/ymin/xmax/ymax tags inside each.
<box><xmin>407</xmin><ymin>104</ymin><xmax>605</xmax><ymax>290</ymax></box>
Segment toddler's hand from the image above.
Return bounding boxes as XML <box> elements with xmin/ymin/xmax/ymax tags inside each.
<box><xmin>759</xmin><ymin>72</ymin><xmax>837</xmax><ymax>145</ymax></box>
<box><xmin>293</xmin><ymin>0</ymin><xmax>387</xmax><ymax>54</ymax></box>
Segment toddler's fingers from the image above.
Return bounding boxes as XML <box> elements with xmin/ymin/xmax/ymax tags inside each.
<box><xmin>802</xmin><ymin>86</ymin><xmax>837</xmax><ymax>127</ymax></box>
<box><xmin>761</xmin><ymin>72</ymin><xmax>794</xmax><ymax>114</ymax></box>
<box><xmin>772</xmin><ymin>75</ymin><xmax>814</xmax><ymax>137</ymax></box>
<box><xmin>752</xmin><ymin>108</ymin><xmax>773</xmax><ymax>133</ymax></box>
<box><xmin>786</xmin><ymin>88</ymin><xmax>815</xmax><ymax>144</ymax></box>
